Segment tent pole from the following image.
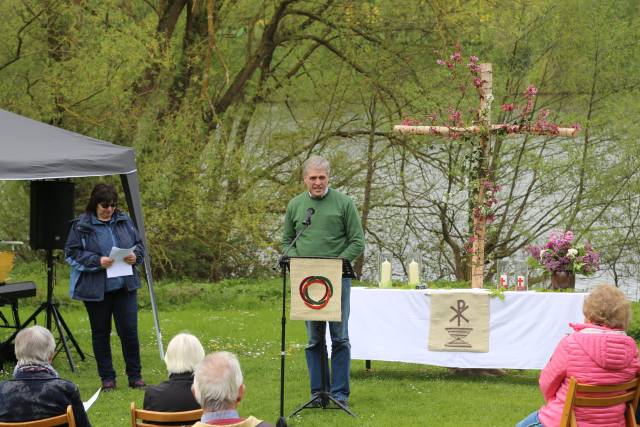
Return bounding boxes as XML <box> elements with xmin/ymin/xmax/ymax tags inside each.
<box><xmin>121</xmin><ymin>172</ymin><xmax>164</xmax><ymax>359</ymax></box>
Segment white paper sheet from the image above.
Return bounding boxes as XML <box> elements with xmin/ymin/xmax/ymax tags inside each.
<box><xmin>83</xmin><ymin>388</ymin><xmax>101</xmax><ymax>411</ymax></box>
<box><xmin>106</xmin><ymin>246</ymin><xmax>135</xmax><ymax>278</ymax></box>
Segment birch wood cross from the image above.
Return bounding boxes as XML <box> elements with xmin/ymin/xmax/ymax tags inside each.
<box><xmin>394</xmin><ymin>63</ymin><xmax>578</xmax><ymax>288</ymax></box>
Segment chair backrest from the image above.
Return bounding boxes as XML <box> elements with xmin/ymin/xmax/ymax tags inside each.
<box><xmin>0</xmin><ymin>405</ymin><xmax>76</xmax><ymax>427</ymax></box>
<box><xmin>559</xmin><ymin>376</ymin><xmax>640</xmax><ymax>427</ymax></box>
<box><xmin>130</xmin><ymin>402</ymin><xmax>203</xmax><ymax>427</ymax></box>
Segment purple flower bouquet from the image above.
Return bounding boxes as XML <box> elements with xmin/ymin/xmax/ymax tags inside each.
<box><xmin>527</xmin><ymin>231</ymin><xmax>600</xmax><ymax>276</ymax></box>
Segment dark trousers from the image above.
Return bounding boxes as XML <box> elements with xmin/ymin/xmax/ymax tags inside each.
<box><xmin>84</xmin><ymin>288</ymin><xmax>141</xmax><ymax>383</ymax></box>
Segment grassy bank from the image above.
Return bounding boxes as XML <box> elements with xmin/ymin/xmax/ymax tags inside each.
<box><xmin>2</xmin><ymin>262</ymin><xmax>637</xmax><ymax>425</ymax></box>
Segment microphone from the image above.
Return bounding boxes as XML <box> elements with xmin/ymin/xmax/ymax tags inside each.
<box><xmin>303</xmin><ymin>207</ymin><xmax>315</xmax><ymax>226</ymax></box>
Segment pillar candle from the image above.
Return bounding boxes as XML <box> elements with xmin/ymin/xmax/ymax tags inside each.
<box><xmin>408</xmin><ymin>260</ymin><xmax>420</xmax><ymax>285</ymax></box>
<box><xmin>380</xmin><ymin>260</ymin><xmax>392</xmax><ymax>288</ymax></box>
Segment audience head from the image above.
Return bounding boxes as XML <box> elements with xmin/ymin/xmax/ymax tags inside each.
<box><xmin>15</xmin><ymin>326</ymin><xmax>55</xmax><ymax>365</ymax></box>
<box><xmin>164</xmin><ymin>333</ymin><xmax>205</xmax><ymax>374</ymax></box>
<box><xmin>583</xmin><ymin>284</ymin><xmax>631</xmax><ymax>330</ymax></box>
<box><xmin>193</xmin><ymin>351</ymin><xmax>244</xmax><ymax>412</ymax></box>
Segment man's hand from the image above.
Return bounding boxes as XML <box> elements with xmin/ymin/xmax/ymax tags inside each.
<box><xmin>100</xmin><ymin>257</ymin><xmax>114</xmax><ymax>268</ymax></box>
<box><xmin>278</xmin><ymin>255</ymin><xmax>290</xmax><ymax>268</ymax></box>
<box><xmin>124</xmin><ymin>253</ymin><xmax>137</xmax><ymax>265</ymax></box>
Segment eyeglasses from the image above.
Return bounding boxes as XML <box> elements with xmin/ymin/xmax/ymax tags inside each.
<box><xmin>99</xmin><ymin>202</ymin><xmax>117</xmax><ymax>209</ymax></box>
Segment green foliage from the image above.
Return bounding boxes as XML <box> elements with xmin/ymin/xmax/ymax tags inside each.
<box><xmin>628</xmin><ymin>302</ymin><xmax>640</xmax><ymax>341</ymax></box>
<box><xmin>1</xmin><ymin>0</ymin><xmax>639</xmax><ymax>284</ymax></box>
<box><xmin>0</xmin><ymin>182</ymin><xmax>29</xmax><ymax>251</ymax></box>
<box><xmin>429</xmin><ymin>279</ymin><xmax>471</xmax><ymax>289</ymax></box>
<box><xmin>136</xmin><ymin>277</ymin><xmax>283</xmax><ymax>310</ymax></box>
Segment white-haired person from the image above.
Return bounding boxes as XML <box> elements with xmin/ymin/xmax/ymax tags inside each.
<box><xmin>0</xmin><ymin>326</ymin><xmax>92</xmax><ymax>426</ymax></box>
<box><xmin>144</xmin><ymin>333</ymin><xmax>205</xmax><ymax>412</ymax></box>
<box><xmin>192</xmin><ymin>352</ymin><xmax>274</xmax><ymax>427</ymax></box>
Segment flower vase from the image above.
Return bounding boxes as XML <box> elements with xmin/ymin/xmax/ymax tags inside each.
<box><xmin>551</xmin><ymin>271</ymin><xmax>575</xmax><ymax>289</ymax></box>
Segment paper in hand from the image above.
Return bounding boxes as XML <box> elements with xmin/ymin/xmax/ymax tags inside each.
<box><xmin>106</xmin><ymin>246</ymin><xmax>135</xmax><ymax>278</ymax></box>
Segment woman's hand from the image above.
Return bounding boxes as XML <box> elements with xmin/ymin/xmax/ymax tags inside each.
<box><xmin>100</xmin><ymin>257</ymin><xmax>114</xmax><ymax>268</ymax></box>
<box><xmin>124</xmin><ymin>253</ymin><xmax>137</xmax><ymax>265</ymax></box>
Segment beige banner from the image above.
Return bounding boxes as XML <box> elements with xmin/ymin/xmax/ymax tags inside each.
<box><xmin>290</xmin><ymin>257</ymin><xmax>342</xmax><ymax>321</ymax></box>
<box><xmin>428</xmin><ymin>292</ymin><xmax>489</xmax><ymax>352</ymax></box>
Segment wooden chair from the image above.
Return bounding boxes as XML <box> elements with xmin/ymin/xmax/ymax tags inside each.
<box><xmin>130</xmin><ymin>402</ymin><xmax>202</xmax><ymax>427</ymax></box>
<box><xmin>0</xmin><ymin>405</ymin><xmax>76</xmax><ymax>427</ymax></box>
<box><xmin>559</xmin><ymin>376</ymin><xmax>640</xmax><ymax>427</ymax></box>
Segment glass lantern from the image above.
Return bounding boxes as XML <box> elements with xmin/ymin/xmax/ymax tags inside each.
<box><xmin>496</xmin><ymin>258</ymin><xmax>511</xmax><ymax>290</ymax></box>
<box><xmin>513</xmin><ymin>256</ymin><xmax>528</xmax><ymax>291</ymax></box>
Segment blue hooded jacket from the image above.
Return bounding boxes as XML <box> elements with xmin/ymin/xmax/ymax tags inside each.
<box><xmin>64</xmin><ymin>211</ymin><xmax>144</xmax><ymax>301</ymax></box>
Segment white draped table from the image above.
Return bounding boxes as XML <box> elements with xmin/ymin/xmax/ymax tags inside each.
<box><xmin>345</xmin><ymin>288</ymin><xmax>586</xmax><ymax>369</ymax></box>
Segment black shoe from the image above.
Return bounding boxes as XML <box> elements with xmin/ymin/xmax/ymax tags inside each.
<box><xmin>101</xmin><ymin>379</ymin><xmax>116</xmax><ymax>392</ymax></box>
<box><xmin>308</xmin><ymin>393</ymin><xmax>323</xmax><ymax>408</ymax></box>
<box><xmin>129</xmin><ymin>379</ymin><xmax>146</xmax><ymax>389</ymax></box>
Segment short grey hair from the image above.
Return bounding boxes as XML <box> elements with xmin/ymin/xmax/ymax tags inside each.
<box><xmin>164</xmin><ymin>333</ymin><xmax>205</xmax><ymax>374</ymax></box>
<box><xmin>193</xmin><ymin>352</ymin><xmax>243</xmax><ymax>412</ymax></box>
<box><xmin>302</xmin><ymin>155</ymin><xmax>330</xmax><ymax>177</ymax></box>
<box><xmin>15</xmin><ymin>326</ymin><xmax>55</xmax><ymax>364</ymax></box>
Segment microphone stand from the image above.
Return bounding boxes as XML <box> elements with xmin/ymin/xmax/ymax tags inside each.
<box><xmin>275</xmin><ymin>219</ymin><xmax>311</xmax><ymax>427</ymax></box>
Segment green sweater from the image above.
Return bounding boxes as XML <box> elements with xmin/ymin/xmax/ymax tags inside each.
<box><xmin>282</xmin><ymin>188</ymin><xmax>365</xmax><ymax>262</ymax></box>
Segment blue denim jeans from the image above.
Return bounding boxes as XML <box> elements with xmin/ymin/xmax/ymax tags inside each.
<box><xmin>515</xmin><ymin>411</ymin><xmax>543</xmax><ymax>427</ymax></box>
<box><xmin>84</xmin><ymin>288</ymin><xmax>142</xmax><ymax>384</ymax></box>
<box><xmin>305</xmin><ymin>277</ymin><xmax>351</xmax><ymax>402</ymax></box>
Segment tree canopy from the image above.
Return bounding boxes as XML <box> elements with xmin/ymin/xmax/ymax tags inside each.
<box><xmin>1</xmin><ymin>0</ymin><xmax>639</xmax><ymax>284</ymax></box>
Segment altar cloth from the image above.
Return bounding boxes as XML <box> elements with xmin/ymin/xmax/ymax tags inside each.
<box><xmin>344</xmin><ymin>288</ymin><xmax>586</xmax><ymax>369</ymax></box>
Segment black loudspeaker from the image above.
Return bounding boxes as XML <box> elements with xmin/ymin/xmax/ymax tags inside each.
<box><xmin>30</xmin><ymin>181</ymin><xmax>75</xmax><ymax>250</ymax></box>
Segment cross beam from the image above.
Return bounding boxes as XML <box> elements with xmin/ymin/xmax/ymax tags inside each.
<box><xmin>393</xmin><ymin>63</ymin><xmax>578</xmax><ymax>288</ymax></box>
<box><xmin>394</xmin><ymin>124</ymin><xmax>578</xmax><ymax>138</ymax></box>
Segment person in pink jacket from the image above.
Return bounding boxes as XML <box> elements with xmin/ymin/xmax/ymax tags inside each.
<box><xmin>516</xmin><ymin>284</ymin><xmax>639</xmax><ymax>427</ymax></box>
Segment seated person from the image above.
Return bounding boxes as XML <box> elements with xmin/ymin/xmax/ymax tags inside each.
<box><xmin>516</xmin><ymin>284</ymin><xmax>639</xmax><ymax>427</ymax></box>
<box><xmin>0</xmin><ymin>325</ymin><xmax>92</xmax><ymax>426</ymax></box>
<box><xmin>192</xmin><ymin>351</ymin><xmax>274</xmax><ymax>427</ymax></box>
<box><xmin>144</xmin><ymin>333</ymin><xmax>204</xmax><ymax>412</ymax></box>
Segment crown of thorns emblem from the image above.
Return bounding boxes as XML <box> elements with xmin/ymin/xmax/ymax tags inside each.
<box><xmin>299</xmin><ymin>275</ymin><xmax>334</xmax><ymax>310</ymax></box>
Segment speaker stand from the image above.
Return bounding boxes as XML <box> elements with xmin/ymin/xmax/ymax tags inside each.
<box><xmin>19</xmin><ymin>250</ymin><xmax>85</xmax><ymax>372</ymax></box>
<box><xmin>289</xmin><ymin>334</ymin><xmax>356</xmax><ymax>418</ymax></box>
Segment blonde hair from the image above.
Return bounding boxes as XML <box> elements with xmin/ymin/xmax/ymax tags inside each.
<box><xmin>583</xmin><ymin>284</ymin><xmax>631</xmax><ymax>330</ymax></box>
<box><xmin>164</xmin><ymin>333</ymin><xmax>205</xmax><ymax>374</ymax></box>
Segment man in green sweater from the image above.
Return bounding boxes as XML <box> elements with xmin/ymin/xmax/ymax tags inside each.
<box><xmin>282</xmin><ymin>155</ymin><xmax>365</xmax><ymax>408</ymax></box>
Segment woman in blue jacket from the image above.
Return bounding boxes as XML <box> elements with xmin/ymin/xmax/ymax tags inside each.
<box><xmin>65</xmin><ymin>183</ymin><xmax>145</xmax><ymax>391</ymax></box>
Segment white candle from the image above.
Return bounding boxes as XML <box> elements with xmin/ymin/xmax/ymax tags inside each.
<box><xmin>380</xmin><ymin>260</ymin><xmax>392</xmax><ymax>287</ymax></box>
<box><xmin>408</xmin><ymin>260</ymin><xmax>420</xmax><ymax>285</ymax></box>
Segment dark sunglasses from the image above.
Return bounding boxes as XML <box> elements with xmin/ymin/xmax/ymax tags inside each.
<box><xmin>99</xmin><ymin>202</ymin><xmax>117</xmax><ymax>209</ymax></box>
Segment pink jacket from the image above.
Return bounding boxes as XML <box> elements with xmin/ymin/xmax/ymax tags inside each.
<box><xmin>538</xmin><ymin>323</ymin><xmax>639</xmax><ymax>427</ymax></box>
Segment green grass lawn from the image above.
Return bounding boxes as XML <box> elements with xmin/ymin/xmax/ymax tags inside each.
<box><xmin>1</xmin><ymin>263</ymin><xmax>551</xmax><ymax>426</ymax></box>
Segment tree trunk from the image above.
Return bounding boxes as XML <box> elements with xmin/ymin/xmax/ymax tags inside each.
<box><xmin>354</xmin><ymin>95</ymin><xmax>378</xmax><ymax>278</ymax></box>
